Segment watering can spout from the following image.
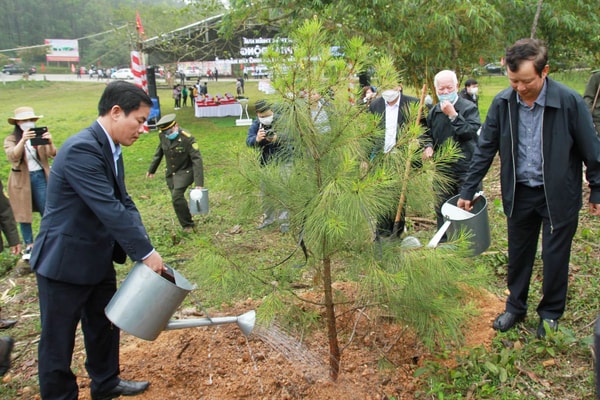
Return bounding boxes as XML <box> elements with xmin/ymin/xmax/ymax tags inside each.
<box><xmin>164</xmin><ymin>310</ymin><xmax>256</xmax><ymax>336</ymax></box>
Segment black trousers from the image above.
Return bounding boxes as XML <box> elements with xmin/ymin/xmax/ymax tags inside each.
<box><xmin>37</xmin><ymin>274</ymin><xmax>120</xmax><ymax>400</ymax></box>
<box><xmin>505</xmin><ymin>184</ymin><xmax>578</xmax><ymax>320</ymax></box>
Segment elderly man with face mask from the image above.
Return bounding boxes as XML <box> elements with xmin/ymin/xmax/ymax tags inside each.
<box><xmin>421</xmin><ymin>70</ymin><xmax>481</xmax><ymax>237</ymax></box>
<box><xmin>368</xmin><ymin>85</ymin><xmax>419</xmax><ymax>238</ymax></box>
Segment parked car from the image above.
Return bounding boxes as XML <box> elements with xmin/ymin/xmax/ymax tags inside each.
<box><xmin>2</xmin><ymin>64</ymin><xmax>36</xmax><ymax>75</ymax></box>
<box><xmin>177</xmin><ymin>66</ymin><xmax>201</xmax><ymax>80</ymax></box>
<box><xmin>475</xmin><ymin>63</ymin><xmax>505</xmax><ymax>75</ymax></box>
<box><xmin>111</xmin><ymin>68</ymin><xmax>134</xmax><ymax>80</ymax></box>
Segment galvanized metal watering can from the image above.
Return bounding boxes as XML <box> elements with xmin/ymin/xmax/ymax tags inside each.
<box><xmin>427</xmin><ymin>193</ymin><xmax>491</xmax><ymax>256</ymax></box>
<box><xmin>105</xmin><ymin>262</ymin><xmax>255</xmax><ymax>341</ymax></box>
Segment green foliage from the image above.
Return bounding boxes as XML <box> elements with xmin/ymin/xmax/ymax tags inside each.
<box><xmin>0</xmin><ymin>252</ymin><xmax>19</xmax><ymax>276</ymax></box>
<box><xmin>233</xmin><ymin>19</ymin><xmax>487</xmax><ymax>361</ymax></box>
<box><xmin>225</xmin><ymin>0</ymin><xmax>598</xmax><ymax>94</ymax></box>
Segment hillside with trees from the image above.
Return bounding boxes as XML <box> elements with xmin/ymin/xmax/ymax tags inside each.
<box><xmin>0</xmin><ymin>0</ymin><xmax>226</xmax><ymax>68</ymax></box>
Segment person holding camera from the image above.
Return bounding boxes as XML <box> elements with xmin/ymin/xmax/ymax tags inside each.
<box><xmin>246</xmin><ymin>100</ymin><xmax>289</xmax><ymax>229</ymax></box>
<box><xmin>4</xmin><ymin>107</ymin><xmax>57</xmax><ymax>260</ymax></box>
<box><xmin>146</xmin><ymin>113</ymin><xmax>204</xmax><ymax>232</ymax></box>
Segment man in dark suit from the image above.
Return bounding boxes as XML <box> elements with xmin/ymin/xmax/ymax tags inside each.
<box><xmin>368</xmin><ymin>85</ymin><xmax>418</xmax><ymax>237</ymax></box>
<box><xmin>30</xmin><ymin>81</ymin><xmax>165</xmax><ymax>400</ymax></box>
<box><xmin>0</xmin><ymin>179</ymin><xmax>20</xmax><ymax>377</ymax></box>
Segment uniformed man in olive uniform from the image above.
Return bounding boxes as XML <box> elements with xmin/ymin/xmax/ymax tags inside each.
<box><xmin>147</xmin><ymin>114</ymin><xmax>204</xmax><ymax>231</ymax></box>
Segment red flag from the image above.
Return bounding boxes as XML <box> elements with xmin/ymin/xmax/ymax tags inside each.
<box><xmin>136</xmin><ymin>11</ymin><xmax>145</xmax><ymax>38</ymax></box>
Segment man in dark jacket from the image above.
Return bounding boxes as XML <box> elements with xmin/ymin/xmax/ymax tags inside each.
<box><xmin>368</xmin><ymin>85</ymin><xmax>418</xmax><ymax>237</ymax></box>
<box><xmin>246</xmin><ymin>100</ymin><xmax>289</xmax><ymax>229</ymax></box>
<box><xmin>422</xmin><ymin>70</ymin><xmax>481</xmax><ymax>234</ymax></box>
<box><xmin>0</xmin><ymin>180</ymin><xmax>20</xmax><ymax>375</ymax></box>
<box><xmin>458</xmin><ymin>39</ymin><xmax>600</xmax><ymax>338</ymax></box>
<box><xmin>459</xmin><ymin>78</ymin><xmax>479</xmax><ymax>108</ymax></box>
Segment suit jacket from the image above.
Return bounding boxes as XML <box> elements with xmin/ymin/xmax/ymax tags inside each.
<box><xmin>368</xmin><ymin>93</ymin><xmax>419</xmax><ymax>155</ymax></box>
<box><xmin>0</xmin><ymin>181</ymin><xmax>20</xmax><ymax>252</ymax></box>
<box><xmin>30</xmin><ymin>121</ymin><xmax>154</xmax><ymax>284</ymax></box>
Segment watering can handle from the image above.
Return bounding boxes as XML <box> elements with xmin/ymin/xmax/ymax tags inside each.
<box><xmin>161</xmin><ymin>265</ymin><xmax>176</xmax><ymax>284</ymax></box>
<box><xmin>460</xmin><ymin>191</ymin><xmax>484</xmax><ymax>211</ymax></box>
<box><xmin>472</xmin><ymin>191</ymin><xmax>484</xmax><ymax>205</ymax></box>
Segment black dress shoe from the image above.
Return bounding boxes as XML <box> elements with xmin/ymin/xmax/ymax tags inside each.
<box><xmin>536</xmin><ymin>318</ymin><xmax>559</xmax><ymax>339</ymax></box>
<box><xmin>92</xmin><ymin>379</ymin><xmax>150</xmax><ymax>400</ymax></box>
<box><xmin>492</xmin><ymin>311</ymin><xmax>525</xmax><ymax>332</ymax></box>
<box><xmin>0</xmin><ymin>336</ymin><xmax>14</xmax><ymax>376</ymax></box>
<box><xmin>0</xmin><ymin>319</ymin><xmax>17</xmax><ymax>330</ymax></box>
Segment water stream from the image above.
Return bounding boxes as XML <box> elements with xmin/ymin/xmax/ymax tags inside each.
<box><xmin>252</xmin><ymin>323</ymin><xmax>326</xmax><ymax>373</ymax></box>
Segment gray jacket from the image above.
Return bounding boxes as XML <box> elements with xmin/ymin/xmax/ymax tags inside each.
<box><xmin>460</xmin><ymin>77</ymin><xmax>600</xmax><ymax>230</ymax></box>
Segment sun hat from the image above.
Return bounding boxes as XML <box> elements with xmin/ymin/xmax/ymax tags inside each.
<box><xmin>8</xmin><ymin>107</ymin><xmax>43</xmax><ymax>125</ymax></box>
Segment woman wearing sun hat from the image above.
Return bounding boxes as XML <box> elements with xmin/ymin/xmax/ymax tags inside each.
<box><xmin>4</xmin><ymin>107</ymin><xmax>57</xmax><ymax>260</ymax></box>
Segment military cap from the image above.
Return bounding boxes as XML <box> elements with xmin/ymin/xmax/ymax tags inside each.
<box><xmin>254</xmin><ymin>100</ymin><xmax>272</xmax><ymax>113</ymax></box>
<box><xmin>156</xmin><ymin>113</ymin><xmax>177</xmax><ymax>131</ymax></box>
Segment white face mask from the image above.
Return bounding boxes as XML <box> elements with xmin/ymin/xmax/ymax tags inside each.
<box><xmin>468</xmin><ymin>87</ymin><xmax>479</xmax><ymax>96</ymax></box>
<box><xmin>258</xmin><ymin>115</ymin><xmax>273</xmax><ymax>126</ymax></box>
<box><xmin>381</xmin><ymin>90</ymin><xmax>399</xmax><ymax>103</ymax></box>
<box><xmin>19</xmin><ymin>121</ymin><xmax>36</xmax><ymax>132</ymax></box>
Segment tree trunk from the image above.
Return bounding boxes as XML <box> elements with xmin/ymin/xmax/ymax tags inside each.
<box><xmin>322</xmin><ymin>254</ymin><xmax>340</xmax><ymax>381</ymax></box>
<box><xmin>530</xmin><ymin>0</ymin><xmax>544</xmax><ymax>38</ymax></box>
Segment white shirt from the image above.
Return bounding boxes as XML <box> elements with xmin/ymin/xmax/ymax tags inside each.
<box><xmin>97</xmin><ymin>119</ymin><xmax>121</xmax><ymax>175</ymax></box>
<box><xmin>24</xmin><ymin>140</ymin><xmax>43</xmax><ymax>172</ymax></box>
<box><xmin>384</xmin><ymin>96</ymin><xmax>401</xmax><ymax>153</ymax></box>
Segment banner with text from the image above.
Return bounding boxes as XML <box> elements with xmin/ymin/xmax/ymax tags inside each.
<box><xmin>45</xmin><ymin>39</ymin><xmax>80</xmax><ymax>62</ymax></box>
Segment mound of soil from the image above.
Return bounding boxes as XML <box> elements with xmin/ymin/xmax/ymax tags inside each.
<box><xmin>2</xmin><ymin>266</ymin><xmax>504</xmax><ymax>400</ymax></box>
<box><xmin>72</xmin><ymin>286</ymin><xmax>503</xmax><ymax>400</ymax></box>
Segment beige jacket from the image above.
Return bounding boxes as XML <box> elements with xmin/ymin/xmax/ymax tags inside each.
<box><xmin>4</xmin><ymin>134</ymin><xmax>56</xmax><ymax>223</ymax></box>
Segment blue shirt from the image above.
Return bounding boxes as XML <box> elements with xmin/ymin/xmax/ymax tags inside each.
<box><xmin>516</xmin><ymin>80</ymin><xmax>547</xmax><ymax>187</ymax></box>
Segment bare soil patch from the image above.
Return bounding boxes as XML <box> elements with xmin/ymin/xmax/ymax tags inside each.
<box><xmin>76</xmin><ymin>285</ymin><xmax>501</xmax><ymax>400</ymax></box>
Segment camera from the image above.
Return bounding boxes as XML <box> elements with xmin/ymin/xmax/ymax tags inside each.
<box><xmin>264</xmin><ymin>128</ymin><xmax>275</xmax><ymax>138</ymax></box>
<box><xmin>261</xmin><ymin>124</ymin><xmax>275</xmax><ymax>138</ymax></box>
<box><xmin>30</xmin><ymin>127</ymin><xmax>50</xmax><ymax>146</ymax></box>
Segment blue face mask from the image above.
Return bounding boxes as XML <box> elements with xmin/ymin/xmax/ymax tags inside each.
<box><xmin>438</xmin><ymin>91</ymin><xmax>458</xmax><ymax>103</ymax></box>
<box><xmin>165</xmin><ymin>129</ymin><xmax>179</xmax><ymax>140</ymax></box>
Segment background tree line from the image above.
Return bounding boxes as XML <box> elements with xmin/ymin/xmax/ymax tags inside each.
<box><xmin>1</xmin><ymin>0</ymin><xmax>598</xmax><ymax>85</ymax></box>
<box><xmin>223</xmin><ymin>0</ymin><xmax>600</xmax><ymax>90</ymax></box>
<box><xmin>0</xmin><ymin>0</ymin><xmax>224</xmax><ymax>68</ymax></box>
